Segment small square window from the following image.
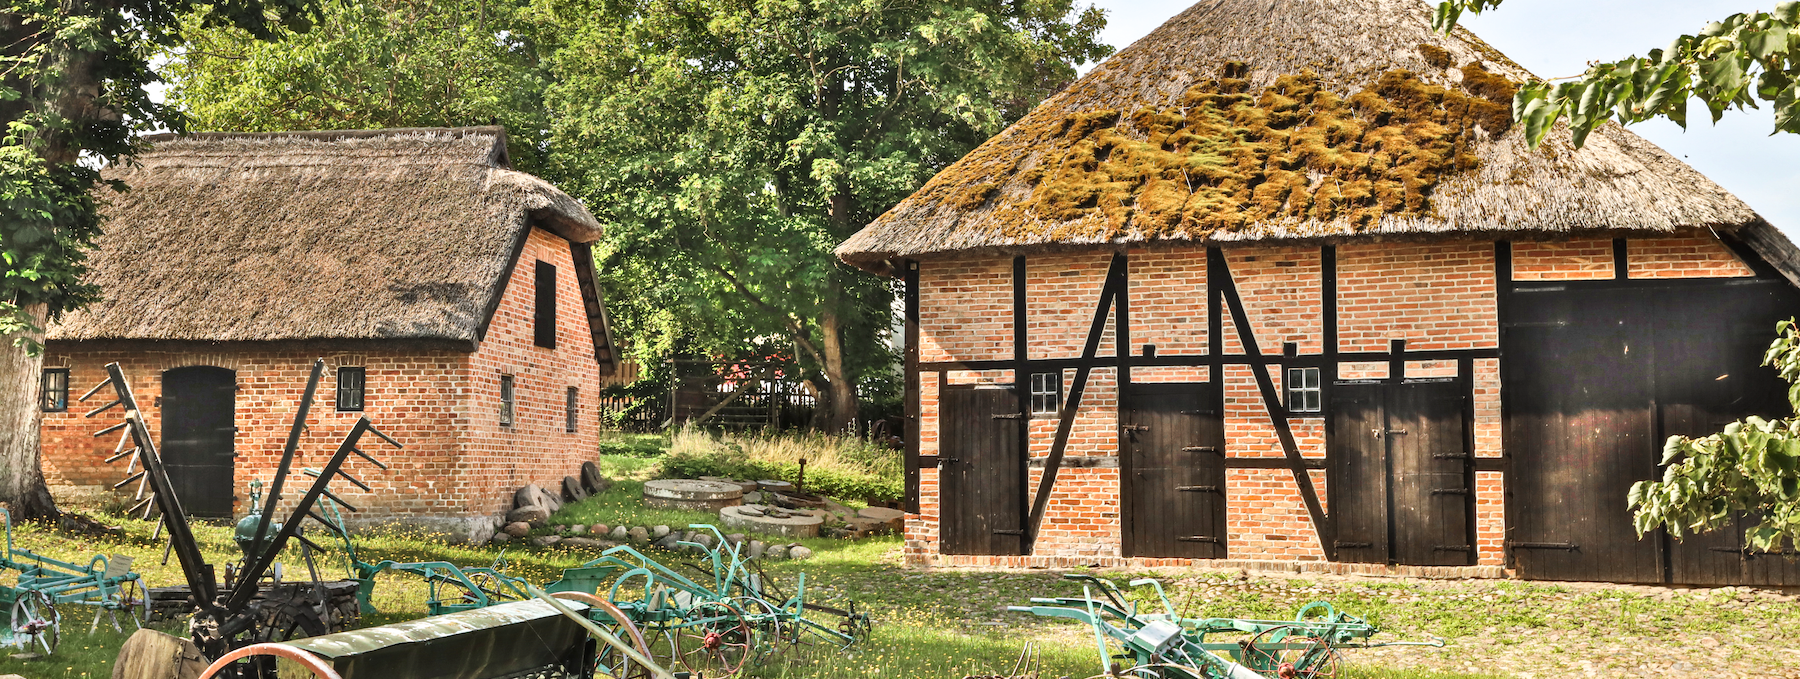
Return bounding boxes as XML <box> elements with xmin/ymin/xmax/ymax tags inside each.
<box><xmin>565</xmin><ymin>387</ymin><xmax>579</xmax><ymax>433</ymax></box>
<box><xmin>41</xmin><ymin>369</ymin><xmax>68</xmax><ymax>413</ymax></box>
<box><xmin>1030</xmin><ymin>372</ymin><xmax>1062</xmax><ymax>415</ymax></box>
<box><xmin>1287</xmin><ymin>367</ymin><xmax>1322</xmax><ymax>413</ymax></box>
<box><xmin>500</xmin><ymin>375</ymin><xmax>516</xmax><ymax>426</ymax></box>
<box><xmin>336</xmin><ymin>367</ymin><xmax>366</xmax><ymax>412</ymax></box>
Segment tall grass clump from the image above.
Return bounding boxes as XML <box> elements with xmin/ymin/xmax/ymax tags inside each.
<box><xmin>658</xmin><ymin>426</ymin><xmax>902</xmax><ymax>503</ymax></box>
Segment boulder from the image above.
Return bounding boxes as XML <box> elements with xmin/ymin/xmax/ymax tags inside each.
<box><xmin>747</xmin><ymin>540</ymin><xmax>766</xmax><ymax>559</ymax></box>
<box><xmin>764</xmin><ymin>545</ymin><xmax>788</xmax><ymax>560</ymax></box>
<box><xmin>689</xmin><ymin>532</ymin><xmax>715</xmax><ymax>548</ymax></box>
<box><xmin>562</xmin><ymin>475</ymin><xmax>589</xmax><ymax>503</ymax></box>
<box><xmin>581</xmin><ymin>460</ymin><xmax>608</xmax><ymax>493</ymax></box>
<box><xmin>788</xmin><ymin>545</ymin><xmax>814</xmax><ymax>560</ymax></box>
<box><xmin>532</xmin><ymin>535</ymin><xmax>562</xmax><ymax>547</ymax></box>
<box><xmin>507</xmin><ymin>506</ymin><xmax>549</xmax><ymax>525</ymax></box>
<box><xmin>725</xmin><ymin>533</ymin><xmax>746</xmax><ymax>546</ymax></box>
<box><xmin>611</xmin><ymin>525</ymin><xmax>629</xmax><ymax>541</ymax></box>
<box><xmin>652</xmin><ymin>525</ymin><xmax>671</xmax><ymax>538</ymax></box>
<box><xmin>653</xmin><ymin>534</ymin><xmax>681</xmax><ymax>550</ymax></box>
<box><xmin>491</xmin><ymin>532</ymin><xmax>512</xmax><ymax>544</ymax></box>
<box><xmin>628</xmin><ymin>526</ymin><xmax>649</xmax><ymax>543</ymax></box>
<box><xmin>743</xmin><ymin>491</ymin><xmax>764</xmax><ymax>504</ymax></box>
<box><xmin>502</xmin><ymin>522</ymin><xmax>532</xmax><ymax>538</ymax></box>
<box><xmin>514</xmin><ymin>484</ymin><xmax>544</xmax><ymax>509</ymax></box>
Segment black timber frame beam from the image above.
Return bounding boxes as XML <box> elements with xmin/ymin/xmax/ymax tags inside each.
<box><xmin>904</xmin><ymin>260</ymin><xmax>922</xmax><ymax>513</ymax></box>
<box><xmin>1024</xmin><ymin>253</ymin><xmax>1126</xmax><ymax>552</ymax></box>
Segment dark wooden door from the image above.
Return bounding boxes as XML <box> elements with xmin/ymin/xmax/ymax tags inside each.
<box><xmin>1123</xmin><ymin>383</ymin><xmax>1224</xmax><ymax>558</ymax></box>
<box><xmin>939</xmin><ymin>385</ymin><xmax>1025</xmax><ymax>556</ymax></box>
<box><xmin>1328</xmin><ymin>383</ymin><xmax>1387</xmax><ymax>563</ymax></box>
<box><xmin>161</xmin><ymin>366</ymin><xmax>237</xmax><ymax>518</ymax></box>
<box><xmin>1328</xmin><ymin>381</ymin><xmax>1471</xmax><ymax>566</ymax></box>
<box><xmin>1505</xmin><ymin>287</ymin><xmax>1663</xmax><ymax>582</ymax></box>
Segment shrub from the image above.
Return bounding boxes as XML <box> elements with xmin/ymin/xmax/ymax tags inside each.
<box><xmin>655</xmin><ymin>427</ymin><xmax>902</xmax><ymax>503</ymax></box>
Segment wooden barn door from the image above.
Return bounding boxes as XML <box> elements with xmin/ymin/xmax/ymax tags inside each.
<box><xmin>939</xmin><ymin>385</ymin><xmax>1025</xmax><ymax>556</ymax></box>
<box><xmin>1328</xmin><ymin>380</ymin><xmax>1472</xmax><ymax>566</ymax></box>
<box><xmin>161</xmin><ymin>366</ymin><xmax>237</xmax><ymax>518</ymax></box>
<box><xmin>1123</xmin><ymin>382</ymin><xmax>1225</xmax><ymax>559</ymax></box>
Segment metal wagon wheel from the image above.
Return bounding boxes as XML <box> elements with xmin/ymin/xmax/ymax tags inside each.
<box><xmin>1238</xmin><ymin>625</ymin><xmax>1342</xmax><ymax>678</ymax></box>
<box><xmin>674</xmin><ymin>600</ymin><xmax>753</xmax><ymax>678</ymax></box>
<box><xmin>551</xmin><ymin>591</ymin><xmax>660</xmax><ymax>679</ymax></box>
<box><xmin>725</xmin><ymin>595</ymin><xmax>787</xmax><ymax>662</ymax></box>
<box><xmin>10</xmin><ymin>590</ymin><xmax>59</xmax><ymax>655</ymax></box>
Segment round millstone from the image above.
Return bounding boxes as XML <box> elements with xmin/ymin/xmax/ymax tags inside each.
<box><xmin>757</xmin><ymin>479</ymin><xmax>794</xmax><ymax>493</ymax></box>
<box><xmin>720</xmin><ymin>504</ymin><xmax>823</xmax><ymax>539</ymax></box>
<box><xmin>642</xmin><ymin>479</ymin><xmax>744</xmax><ymax>511</ymax></box>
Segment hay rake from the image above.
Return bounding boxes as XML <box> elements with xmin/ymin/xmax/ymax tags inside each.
<box><xmin>1010</xmin><ymin>574</ymin><xmax>1441</xmax><ymax>679</ymax></box>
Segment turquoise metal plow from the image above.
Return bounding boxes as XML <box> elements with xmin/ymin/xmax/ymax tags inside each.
<box><xmin>1011</xmin><ymin>574</ymin><xmax>1441</xmax><ymax>679</ymax></box>
<box><xmin>0</xmin><ymin>508</ymin><xmax>145</xmax><ymax>655</ymax></box>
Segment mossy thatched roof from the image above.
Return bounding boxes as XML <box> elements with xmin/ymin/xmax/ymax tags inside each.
<box><xmin>49</xmin><ymin>127</ymin><xmax>611</xmax><ymax>349</ymax></box>
<box><xmin>838</xmin><ymin>0</ymin><xmax>1800</xmax><ymax>280</ymax></box>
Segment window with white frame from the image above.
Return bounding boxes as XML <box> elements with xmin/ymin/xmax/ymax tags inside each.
<box><xmin>40</xmin><ymin>369</ymin><xmax>68</xmax><ymax>412</ymax></box>
<box><xmin>1030</xmin><ymin>372</ymin><xmax>1062</xmax><ymax>415</ymax></box>
<box><xmin>1286</xmin><ymin>366</ymin><xmax>1321</xmax><ymax>413</ymax></box>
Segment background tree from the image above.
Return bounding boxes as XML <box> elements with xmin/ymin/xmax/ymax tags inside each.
<box><xmin>1437</xmin><ymin>0</ymin><xmax>1800</xmax><ymax>551</ymax></box>
<box><xmin>169</xmin><ymin>0</ymin><xmax>1112</xmax><ymax>432</ymax></box>
<box><xmin>0</xmin><ymin>0</ymin><xmax>318</xmax><ymax>518</ymax></box>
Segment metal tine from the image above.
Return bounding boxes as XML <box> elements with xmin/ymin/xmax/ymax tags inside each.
<box><xmin>128</xmin><ymin>495</ymin><xmax>154</xmax><ymax>518</ymax></box>
<box><xmin>366</xmin><ymin>424</ymin><xmax>404</xmax><ymax>450</ymax></box>
<box><xmin>104</xmin><ymin>447</ymin><xmax>139</xmax><ymax>464</ymax></box>
<box><xmin>292</xmin><ymin>533</ymin><xmax>327</xmax><ymax>554</ymax></box>
<box><xmin>306</xmin><ymin>511</ymin><xmax>348</xmax><ymax>537</ymax></box>
<box><xmin>304</xmin><ymin>468</ymin><xmax>371</xmax><ymax>493</ymax></box>
<box><xmin>111</xmin><ymin>471</ymin><xmax>146</xmax><ymax>491</ymax></box>
<box><xmin>134</xmin><ymin>473</ymin><xmax>149</xmax><ymax>502</ymax></box>
<box><xmin>77</xmin><ymin>377</ymin><xmax>113</xmax><ymax>403</ymax></box>
<box><xmin>83</xmin><ymin>399</ymin><xmax>124</xmax><ymax>418</ymax></box>
<box><xmin>152</xmin><ymin>516</ymin><xmax>164</xmax><ymax>541</ymax></box>
<box><xmin>113</xmin><ymin>427</ymin><xmax>132</xmax><ymax>454</ymax></box>
<box><xmin>317</xmin><ymin>488</ymin><xmax>358</xmax><ymax>514</ymax></box>
<box><xmin>349</xmin><ymin>448</ymin><xmax>388</xmax><ymax>471</ymax></box>
<box><xmin>93</xmin><ymin>421</ymin><xmax>129</xmax><ymax>438</ymax></box>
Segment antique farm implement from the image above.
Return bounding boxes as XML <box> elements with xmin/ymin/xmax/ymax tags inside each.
<box><xmin>1010</xmin><ymin>575</ymin><xmax>1441</xmax><ymax>679</ymax></box>
<box><xmin>0</xmin><ymin>508</ymin><xmax>146</xmax><ymax>655</ymax></box>
<box><xmin>87</xmin><ymin>359</ymin><xmax>398</xmax><ymax>678</ymax></box>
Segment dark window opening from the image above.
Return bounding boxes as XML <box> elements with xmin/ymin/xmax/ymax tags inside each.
<box><xmin>500</xmin><ymin>375</ymin><xmax>516</xmax><ymax>426</ymax></box>
<box><xmin>534</xmin><ymin>261</ymin><xmax>557</xmax><ymax>349</ymax></box>
<box><xmin>41</xmin><ymin>369</ymin><xmax>68</xmax><ymax>413</ymax></box>
<box><xmin>1287</xmin><ymin>366</ymin><xmax>1322</xmax><ymax>413</ymax></box>
<box><xmin>565</xmin><ymin>387</ymin><xmax>579</xmax><ymax>433</ymax></box>
<box><xmin>1030</xmin><ymin>372</ymin><xmax>1062</xmax><ymax>415</ymax></box>
<box><xmin>336</xmin><ymin>367</ymin><xmax>366</xmax><ymax>412</ymax></box>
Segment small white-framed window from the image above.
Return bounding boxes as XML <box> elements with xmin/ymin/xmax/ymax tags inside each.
<box><xmin>1286</xmin><ymin>366</ymin><xmax>1322</xmax><ymax>413</ymax></box>
<box><xmin>1030</xmin><ymin>372</ymin><xmax>1062</xmax><ymax>415</ymax></box>
<box><xmin>41</xmin><ymin>369</ymin><xmax>68</xmax><ymax>413</ymax></box>
<box><xmin>500</xmin><ymin>375</ymin><xmax>517</xmax><ymax>426</ymax></box>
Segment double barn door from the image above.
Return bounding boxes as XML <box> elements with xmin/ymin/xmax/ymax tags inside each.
<box><xmin>1329</xmin><ymin>380</ymin><xmax>1474</xmax><ymax>566</ymax></box>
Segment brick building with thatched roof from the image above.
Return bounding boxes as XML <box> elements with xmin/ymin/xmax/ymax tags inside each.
<box><xmin>39</xmin><ymin>127</ymin><xmax>616</xmax><ymax>541</ymax></box>
<box><xmin>839</xmin><ymin>0</ymin><xmax>1800</xmax><ymax>585</ymax></box>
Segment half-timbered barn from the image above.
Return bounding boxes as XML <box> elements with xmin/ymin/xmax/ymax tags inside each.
<box><xmin>38</xmin><ymin>127</ymin><xmax>618</xmax><ymax>540</ymax></box>
<box><xmin>838</xmin><ymin>0</ymin><xmax>1800</xmax><ymax>585</ymax></box>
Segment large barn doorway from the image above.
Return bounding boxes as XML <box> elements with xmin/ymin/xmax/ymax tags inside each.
<box><xmin>161</xmin><ymin>366</ymin><xmax>237</xmax><ymax>518</ymax></box>
<box><xmin>1328</xmin><ymin>380</ymin><xmax>1473</xmax><ymax>566</ymax></box>
<box><xmin>1505</xmin><ymin>275</ymin><xmax>1800</xmax><ymax>584</ymax></box>
<box><xmin>939</xmin><ymin>385</ymin><xmax>1025</xmax><ymax>556</ymax></box>
<box><xmin>1122</xmin><ymin>382</ymin><xmax>1225</xmax><ymax>559</ymax></box>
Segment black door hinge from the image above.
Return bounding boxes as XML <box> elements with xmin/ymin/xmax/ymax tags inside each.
<box><xmin>1508</xmin><ymin>541</ymin><xmax>1578</xmax><ymax>550</ymax></box>
<box><xmin>1430</xmin><ymin>488</ymin><xmax>1470</xmax><ymax>496</ymax></box>
<box><xmin>1175</xmin><ymin>485</ymin><xmax>1220</xmax><ymax>493</ymax></box>
<box><xmin>1121</xmin><ymin>424</ymin><xmax>1150</xmax><ymax>432</ymax></box>
<box><xmin>1334</xmin><ymin>541</ymin><xmax>1373</xmax><ymax>549</ymax></box>
<box><xmin>993</xmin><ymin>529</ymin><xmax>1024</xmax><ymax>536</ymax></box>
<box><xmin>1181</xmin><ymin>446</ymin><xmax>1219</xmax><ymax>453</ymax></box>
<box><xmin>992</xmin><ymin>413</ymin><xmax>1026</xmax><ymax>420</ymax></box>
<box><xmin>1177</xmin><ymin>536</ymin><xmax>1219</xmax><ymax>543</ymax></box>
<box><xmin>1433</xmin><ymin>545</ymin><xmax>1473</xmax><ymax>552</ymax></box>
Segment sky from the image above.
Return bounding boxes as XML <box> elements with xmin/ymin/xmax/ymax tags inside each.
<box><xmin>1080</xmin><ymin>0</ymin><xmax>1800</xmax><ymax>237</ymax></box>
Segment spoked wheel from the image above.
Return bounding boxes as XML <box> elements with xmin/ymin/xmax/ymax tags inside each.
<box><xmin>726</xmin><ymin>596</ymin><xmax>787</xmax><ymax>663</ymax></box>
<box><xmin>10</xmin><ymin>590</ymin><xmax>59</xmax><ymax>655</ymax></box>
<box><xmin>674</xmin><ymin>601</ymin><xmax>753</xmax><ymax>678</ymax></box>
<box><xmin>217</xmin><ymin>597</ymin><xmax>329</xmax><ymax>679</ymax></box>
<box><xmin>1239</xmin><ymin>625</ymin><xmax>1342</xmax><ymax>678</ymax></box>
<box><xmin>1079</xmin><ymin>661</ymin><xmax>1208</xmax><ymax>679</ymax></box>
<box><xmin>551</xmin><ymin>592</ymin><xmax>660</xmax><ymax>679</ymax></box>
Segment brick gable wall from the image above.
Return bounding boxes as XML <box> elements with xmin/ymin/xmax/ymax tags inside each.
<box><xmin>907</xmin><ymin>232</ymin><xmax>1755</xmax><ymax>572</ymax></box>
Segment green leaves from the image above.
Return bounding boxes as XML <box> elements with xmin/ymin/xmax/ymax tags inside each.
<box><xmin>1630</xmin><ymin>320</ymin><xmax>1800</xmax><ymax>557</ymax></box>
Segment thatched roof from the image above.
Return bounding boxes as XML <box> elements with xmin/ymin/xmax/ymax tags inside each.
<box><xmin>49</xmin><ymin>127</ymin><xmax>615</xmax><ymax>353</ymax></box>
<box><xmin>838</xmin><ymin>0</ymin><xmax>1800</xmax><ymax>282</ymax></box>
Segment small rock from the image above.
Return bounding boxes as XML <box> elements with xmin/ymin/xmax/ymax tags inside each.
<box><xmin>748</xmin><ymin>540</ymin><xmax>766</xmax><ymax>559</ymax></box>
<box><xmin>532</xmin><ymin>535</ymin><xmax>562</xmax><ymax>547</ymax></box>
<box><xmin>503</xmin><ymin>522</ymin><xmax>532</xmax><ymax>538</ymax></box>
<box><xmin>628</xmin><ymin>526</ymin><xmax>649</xmax><ymax>542</ymax></box>
<box><xmin>653</xmin><ymin>534</ymin><xmax>681</xmax><ymax>550</ymax></box>
<box><xmin>764</xmin><ymin>545</ymin><xmax>788</xmax><ymax>560</ymax></box>
<box><xmin>743</xmin><ymin>491</ymin><xmax>764</xmax><ymax>504</ymax></box>
<box><xmin>787</xmin><ymin>545</ymin><xmax>814</xmax><ymax>560</ymax></box>
<box><xmin>514</xmin><ymin>484</ymin><xmax>544</xmax><ymax>509</ymax></box>
<box><xmin>507</xmin><ymin>506</ymin><xmax>549</xmax><ymax>524</ymax></box>
<box><xmin>689</xmin><ymin>532</ymin><xmax>715</xmax><ymax>548</ymax></box>
<box><xmin>652</xmin><ymin>525</ymin><xmax>670</xmax><ymax>538</ymax></box>
<box><xmin>562</xmin><ymin>537</ymin><xmax>603</xmax><ymax>549</ymax></box>
<box><xmin>725</xmin><ymin>533</ymin><xmax>745</xmax><ymax>545</ymax></box>
<box><xmin>591</xmin><ymin>523</ymin><xmax>609</xmax><ymax>536</ymax></box>
<box><xmin>569</xmin><ymin>524</ymin><xmax>587</xmax><ymax>535</ymax></box>
<box><xmin>491</xmin><ymin>532</ymin><xmax>512</xmax><ymax>544</ymax></box>
<box><xmin>611</xmin><ymin>525</ymin><xmax>629</xmax><ymax>541</ymax></box>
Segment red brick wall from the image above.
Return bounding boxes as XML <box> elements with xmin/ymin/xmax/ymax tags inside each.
<box><xmin>906</xmin><ymin>231</ymin><xmax>1757</xmax><ymax>571</ymax></box>
<box><xmin>41</xmin><ymin>226</ymin><xmax>600</xmax><ymax>532</ymax></box>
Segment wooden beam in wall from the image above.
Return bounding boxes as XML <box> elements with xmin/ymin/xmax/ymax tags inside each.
<box><xmin>1209</xmin><ymin>246</ymin><xmax>1337</xmax><ymax>560</ymax></box>
<box><xmin>904</xmin><ymin>260</ymin><xmax>922</xmax><ymax>514</ymax></box>
<box><xmin>1024</xmin><ymin>252</ymin><xmax>1126</xmax><ymax>553</ymax></box>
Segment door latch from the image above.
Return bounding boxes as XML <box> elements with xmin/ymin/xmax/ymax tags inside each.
<box><xmin>1121</xmin><ymin>424</ymin><xmax>1150</xmax><ymax>432</ymax></box>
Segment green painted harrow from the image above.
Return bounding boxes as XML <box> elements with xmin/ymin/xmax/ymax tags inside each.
<box><xmin>1011</xmin><ymin>574</ymin><xmax>1441</xmax><ymax>679</ymax></box>
<box><xmin>0</xmin><ymin>508</ymin><xmax>145</xmax><ymax>656</ymax></box>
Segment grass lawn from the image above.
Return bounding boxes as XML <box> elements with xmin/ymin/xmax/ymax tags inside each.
<box><xmin>0</xmin><ymin>443</ymin><xmax>1783</xmax><ymax>677</ymax></box>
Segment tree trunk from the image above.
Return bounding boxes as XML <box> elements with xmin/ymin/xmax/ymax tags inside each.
<box><xmin>0</xmin><ymin>304</ymin><xmax>58</xmax><ymax>519</ymax></box>
<box><xmin>818</xmin><ymin>307</ymin><xmax>858</xmax><ymax>434</ymax></box>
